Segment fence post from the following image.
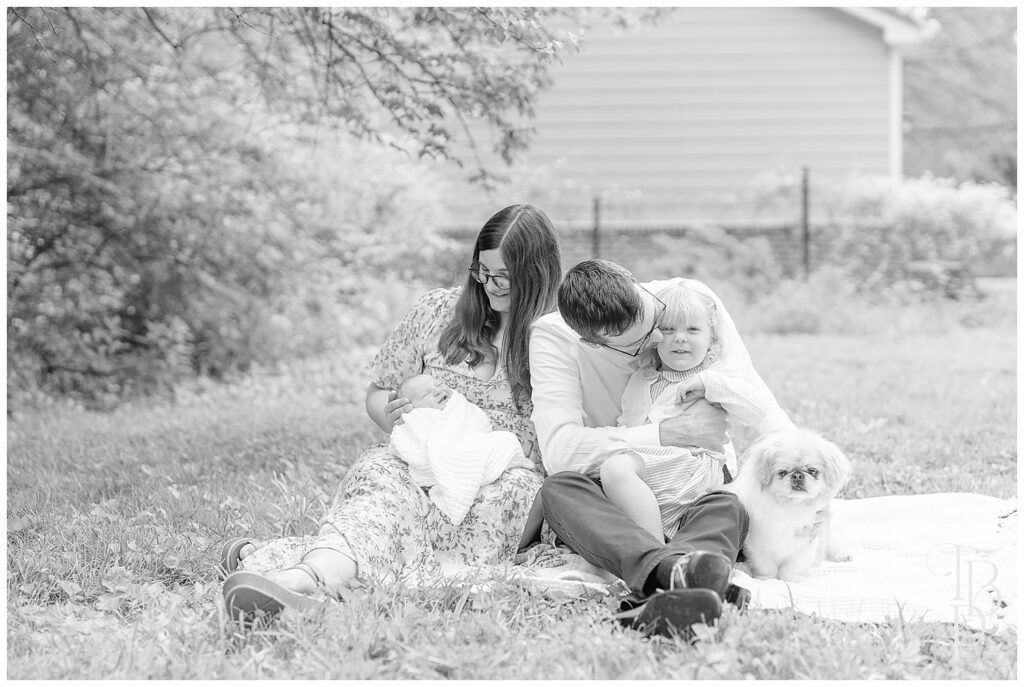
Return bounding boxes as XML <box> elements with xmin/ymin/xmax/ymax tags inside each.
<box><xmin>592</xmin><ymin>194</ymin><xmax>601</xmax><ymax>259</ymax></box>
<box><xmin>801</xmin><ymin>166</ymin><xmax>810</xmax><ymax>279</ymax></box>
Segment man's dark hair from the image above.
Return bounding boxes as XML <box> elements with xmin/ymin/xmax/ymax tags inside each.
<box><xmin>557</xmin><ymin>259</ymin><xmax>642</xmax><ymax>342</ymax></box>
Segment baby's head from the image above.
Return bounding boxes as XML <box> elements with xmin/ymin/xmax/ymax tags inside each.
<box><xmin>398</xmin><ymin>373</ymin><xmax>453</xmax><ymax>410</ymax></box>
<box><xmin>639</xmin><ymin>285</ymin><xmax>720</xmax><ymax>373</ymax></box>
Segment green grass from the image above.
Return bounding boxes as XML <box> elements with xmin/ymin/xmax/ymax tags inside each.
<box><xmin>6</xmin><ymin>295</ymin><xmax>1017</xmax><ymax>679</ymax></box>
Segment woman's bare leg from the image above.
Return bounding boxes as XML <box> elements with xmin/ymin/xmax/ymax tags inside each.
<box><xmin>267</xmin><ymin>548</ymin><xmax>358</xmax><ymax>594</ymax></box>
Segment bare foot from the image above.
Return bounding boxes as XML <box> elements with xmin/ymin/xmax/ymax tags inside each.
<box><xmin>267</xmin><ymin>567</ymin><xmax>318</xmax><ymax>595</ymax></box>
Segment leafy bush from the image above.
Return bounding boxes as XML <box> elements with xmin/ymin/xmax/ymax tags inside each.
<box><xmin>6</xmin><ymin>8</ymin><xmax>453</xmax><ymax>408</ymax></box>
<box><xmin>816</xmin><ymin>174</ymin><xmax>1017</xmax><ymax>292</ymax></box>
<box><xmin>637</xmin><ymin>225</ymin><xmax>784</xmax><ymax>302</ymax></box>
<box><xmin>729</xmin><ymin>267</ymin><xmax>1015</xmax><ymax>338</ymax></box>
<box><xmin>7</xmin><ymin>117</ymin><xmax>451</xmax><ymax>410</ymax></box>
<box><xmin>731</xmin><ymin>267</ymin><xmax>891</xmax><ymax>335</ymax></box>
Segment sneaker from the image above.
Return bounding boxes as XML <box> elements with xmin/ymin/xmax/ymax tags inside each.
<box><xmin>615</xmin><ymin>588</ymin><xmax>722</xmax><ymax>639</ymax></box>
<box><xmin>668</xmin><ymin>551</ymin><xmax>732</xmax><ymax>599</ymax></box>
<box><xmin>724</xmin><ymin>583</ymin><xmax>751</xmax><ymax>611</ymax></box>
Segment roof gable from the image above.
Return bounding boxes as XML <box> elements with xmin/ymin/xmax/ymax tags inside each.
<box><xmin>837</xmin><ymin>7</ymin><xmax>924</xmax><ymax>46</ymax></box>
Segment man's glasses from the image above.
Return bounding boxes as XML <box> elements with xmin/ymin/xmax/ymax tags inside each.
<box><xmin>588</xmin><ymin>287</ymin><xmax>666</xmax><ymax>357</ymax></box>
<box><xmin>468</xmin><ymin>264</ymin><xmax>511</xmax><ymax>290</ymax></box>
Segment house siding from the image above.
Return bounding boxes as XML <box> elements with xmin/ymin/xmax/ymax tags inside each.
<box><xmin>442</xmin><ymin>7</ymin><xmax>896</xmax><ymax>225</ymax></box>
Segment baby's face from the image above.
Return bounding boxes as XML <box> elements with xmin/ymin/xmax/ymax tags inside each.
<box><xmin>400</xmin><ymin>374</ymin><xmax>453</xmax><ymax>410</ymax></box>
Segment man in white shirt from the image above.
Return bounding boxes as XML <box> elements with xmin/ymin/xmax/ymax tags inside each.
<box><xmin>529</xmin><ymin>259</ymin><xmax>767</xmax><ymax>636</ymax></box>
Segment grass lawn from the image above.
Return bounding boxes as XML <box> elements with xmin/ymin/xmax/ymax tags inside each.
<box><xmin>6</xmin><ymin>290</ymin><xmax>1017</xmax><ymax>679</ymax></box>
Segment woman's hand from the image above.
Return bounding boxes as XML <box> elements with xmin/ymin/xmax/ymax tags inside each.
<box><xmin>383</xmin><ymin>390</ymin><xmax>413</xmax><ymax>428</ymax></box>
<box><xmin>366</xmin><ymin>383</ymin><xmax>412</xmax><ymax>434</ymax></box>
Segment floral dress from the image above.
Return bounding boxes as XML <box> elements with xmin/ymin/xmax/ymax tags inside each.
<box><xmin>239</xmin><ymin>288</ymin><xmax>545</xmax><ymax>586</ymax></box>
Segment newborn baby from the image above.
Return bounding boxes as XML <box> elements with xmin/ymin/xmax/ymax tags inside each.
<box><xmin>398</xmin><ymin>373</ymin><xmax>454</xmax><ymax>410</ymax></box>
<box><xmin>388</xmin><ymin>373</ymin><xmax>533</xmax><ymax>524</ymax></box>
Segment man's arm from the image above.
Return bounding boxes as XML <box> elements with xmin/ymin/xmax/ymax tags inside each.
<box><xmin>657</xmin><ymin>400</ymin><xmax>728</xmax><ymax>453</ymax></box>
<box><xmin>529</xmin><ymin>321</ymin><xmax>659</xmax><ymax>476</ymax></box>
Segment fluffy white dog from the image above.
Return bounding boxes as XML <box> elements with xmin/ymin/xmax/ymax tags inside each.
<box><xmin>727</xmin><ymin>429</ymin><xmax>854</xmax><ymax>581</ymax></box>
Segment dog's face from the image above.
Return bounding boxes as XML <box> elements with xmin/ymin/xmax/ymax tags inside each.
<box><xmin>744</xmin><ymin>429</ymin><xmax>852</xmax><ymax>504</ymax></box>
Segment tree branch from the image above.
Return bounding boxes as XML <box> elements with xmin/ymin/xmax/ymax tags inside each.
<box><xmin>142</xmin><ymin>8</ymin><xmax>180</xmax><ymax>50</ymax></box>
<box><xmin>8</xmin><ymin>7</ymin><xmax>58</xmax><ymax>64</ymax></box>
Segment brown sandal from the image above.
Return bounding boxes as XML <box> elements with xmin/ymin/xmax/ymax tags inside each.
<box><xmin>217</xmin><ymin>537</ymin><xmax>260</xmax><ymax>579</ymax></box>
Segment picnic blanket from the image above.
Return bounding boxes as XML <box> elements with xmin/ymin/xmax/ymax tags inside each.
<box><xmin>513</xmin><ymin>492</ymin><xmax>1017</xmax><ymax>632</ymax></box>
<box><xmin>233</xmin><ymin>493</ymin><xmax>1016</xmax><ymax>632</ymax></box>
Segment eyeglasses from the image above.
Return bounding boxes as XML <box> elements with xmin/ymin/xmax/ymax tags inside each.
<box><xmin>468</xmin><ymin>264</ymin><xmax>510</xmax><ymax>290</ymax></box>
<box><xmin>585</xmin><ymin>286</ymin><xmax>666</xmax><ymax>357</ymax></box>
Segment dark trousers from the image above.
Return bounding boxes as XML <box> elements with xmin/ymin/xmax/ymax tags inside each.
<box><xmin>537</xmin><ymin>471</ymin><xmax>749</xmax><ymax>594</ymax></box>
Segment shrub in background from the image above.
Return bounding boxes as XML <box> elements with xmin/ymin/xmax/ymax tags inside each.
<box><xmin>7</xmin><ymin>80</ymin><xmax>451</xmax><ymax>410</ymax></box>
<box><xmin>731</xmin><ymin>267</ymin><xmax>902</xmax><ymax>336</ymax></box>
<box><xmin>237</xmin><ymin>134</ymin><xmax>454</xmax><ymax>369</ymax></box>
<box><xmin>635</xmin><ymin>225</ymin><xmax>784</xmax><ymax>302</ymax></box>
<box><xmin>615</xmin><ymin>173</ymin><xmax>1017</xmax><ymax>338</ymax></box>
<box><xmin>734</xmin><ymin>266</ymin><xmax>1015</xmax><ymax>337</ymax></box>
<box><xmin>817</xmin><ymin>174</ymin><xmax>1017</xmax><ymax>291</ymax></box>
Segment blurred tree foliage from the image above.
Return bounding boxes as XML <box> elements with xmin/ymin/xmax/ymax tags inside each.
<box><xmin>903</xmin><ymin>7</ymin><xmax>1017</xmax><ymax>189</ymax></box>
<box><xmin>6</xmin><ymin>6</ymin><xmax>590</xmax><ymax>407</ymax></box>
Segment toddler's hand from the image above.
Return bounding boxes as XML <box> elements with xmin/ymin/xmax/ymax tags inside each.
<box><xmin>677</xmin><ymin>376</ymin><xmax>706</xmax><ymax>404</ymax></box>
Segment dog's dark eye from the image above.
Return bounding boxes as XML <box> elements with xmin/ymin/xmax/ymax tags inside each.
<box><xmin>807</xmin><ymin>468</ymin><xmax>819</xmax><ymax>477</ymax></box>
<box><xmin>777</xmin><ymin>470</ymin><xmax>787</xmax><ymax>478</ymax></box>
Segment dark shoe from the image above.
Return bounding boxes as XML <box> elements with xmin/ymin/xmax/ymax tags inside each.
<box><xmin>615</xmin><ymin>588</ymin><xmax>722</xmax><ymax>639</ymax></box>
<box><xmin>223</xmin><ymin>563</ymin><xmax>327</xmax><ymax>623</ymax></box>
<box><xmin>217</xmin><ymin>537</ymin><xmax>259</xmax><ymax>579</ymax></box>
<box><xmin>669</xmin><ymin>551</ymin><xmax>732</xmax><ymax>599</ymax></box>
<box><xmin>724</xmin><ymin>583</ymin><xmax>751</xmax><ymax>611</ymax></box>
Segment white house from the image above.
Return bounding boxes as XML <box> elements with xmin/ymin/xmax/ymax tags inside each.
<box><xmin>440</xmin><ymin>7</ymin><xmax>924</xmax><ymax>227</ymax></box>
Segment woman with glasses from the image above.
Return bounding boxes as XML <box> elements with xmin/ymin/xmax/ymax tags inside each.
<box><xmin>221</xmin><ymin>205</ymin><xmax>561</xmax><ymax>619</ymax></box>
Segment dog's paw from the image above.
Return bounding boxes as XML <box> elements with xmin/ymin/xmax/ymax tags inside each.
<box><xmin>827</xmin><ymin>550</ymin><xmax>853</xmax><ymax>563</ymax></box>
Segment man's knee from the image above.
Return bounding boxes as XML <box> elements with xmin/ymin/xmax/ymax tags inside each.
<box><xmin>539</xmin><ymin>471</ymin><xmax>593</xmax><ymax>510</ymax></box>
<box><xmin>703</xmin><ymin>490</ymin><xmax>749</xmax><ymax>531</ymax></box>
<box><xmin>540</xmin><ymin>470</ymin><xmax>588</xmax><ymax>495</ymax></box>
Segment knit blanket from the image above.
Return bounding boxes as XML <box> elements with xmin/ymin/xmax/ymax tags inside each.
<box><xmin>512</xmin><ymin>493</ymin><xmax>1017</xmax><ymax>633</ymax></box>
<box><xmin>388</xmin><ymin>391</ymin><xmax>532</xmax><ymax>525</ymax></box>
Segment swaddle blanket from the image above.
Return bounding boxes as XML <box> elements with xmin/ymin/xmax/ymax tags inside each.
<box><xmin>388</xmin><ymin>391</ymin><xmax>532</xmax><ymax>525</ymax></box>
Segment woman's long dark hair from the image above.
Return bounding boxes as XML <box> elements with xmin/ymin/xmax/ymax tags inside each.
<box><xmin>437</xmin><ymin>204</ymin><xmax>562</xmax><ymax>409</ymax></box>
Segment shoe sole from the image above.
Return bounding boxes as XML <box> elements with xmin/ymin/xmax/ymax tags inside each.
<box><xmin>682</xmin><ymin>552</ymin><xmax>732</xmax><ymax>599</ymax></box>
<box><xmin>618</xmin><ymin>588</ymin><xmax>722</xmax><ymax>639</ymax></box>
<box><xmin>222</xmin><ymin>571</ymin><xmax>325</xmax><ymax>622</ymax></box>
